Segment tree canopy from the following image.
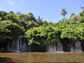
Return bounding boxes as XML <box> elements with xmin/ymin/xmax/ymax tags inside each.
<box><xmin>25</xmin><ymin>26</ymin><xmax>61</xmax><ymax>46</ymax></box>
<box><xmin>0</xmin><ymin>20</ymin><xmax>24</xmax><ymax>43</ymax></box>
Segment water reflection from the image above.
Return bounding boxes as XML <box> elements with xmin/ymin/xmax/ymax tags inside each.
<box><xmin>0</xmin><ymin>52</ymin><xmax>84</xmax><ymax>63</ymax></box>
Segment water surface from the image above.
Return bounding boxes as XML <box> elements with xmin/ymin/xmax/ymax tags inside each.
<box><xmin>0</xmin><ymin>52</ymin><xmax>84</xmax><ymax>63</ymax></box>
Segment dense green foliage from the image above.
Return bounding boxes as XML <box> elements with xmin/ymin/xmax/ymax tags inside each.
<box><xmin>0</xmin><ymin>20</ymin><xmax>24</xmax><ymax>43</ymax></box>
<box><xmin>60</xmin><ymin>14</ymin><xmax>84</xmax><ymax>41</ymax></box>
<box><xmin>0</xmin><ymin>8</ymin><xmax>84</xmax><ymax>51</ymax></box>
<box><xmin>25</xmin><ymin>26</ymin><xmax>61</xmax><ymax>46</ymax></box>
<box><xmin>61</xmin><ymin>23</ymin><xmax>84</xmax><ymax>40</ymax></box>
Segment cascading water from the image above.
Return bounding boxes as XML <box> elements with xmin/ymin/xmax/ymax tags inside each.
<box><xmin>71</xmin><ymin>41</ymin><xmax>82</xmax><ymax>52</ymax></box>
<box><xmin>47</xmin><ymin>39</ymin><xmax>63</xmax><ymax>52</ymax></box>
<box><xmin>7</xmin><ymin>36</ymin><xmax>83</xmax><ymax>52</ymax></box>
<box><xmin>7</xmin><ymin>36</ymin><xmax>31</xmax><ymax>52</ymax></box>
<box><xmin>47</xmin><ymin>42</ymin><xmax>56</xmax><ymax>52</ymax></box>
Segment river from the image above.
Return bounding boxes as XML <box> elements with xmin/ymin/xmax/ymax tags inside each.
<box><xmin>0</xmin><ymin>52</ymin><xmax>84</xmax><ymax>63</ymax></box>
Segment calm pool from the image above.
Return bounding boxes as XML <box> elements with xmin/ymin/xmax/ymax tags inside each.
<box><xmin>0</xmin><ymin>52</ymin><xmax>84</xmax><ymax>63</ymax></box>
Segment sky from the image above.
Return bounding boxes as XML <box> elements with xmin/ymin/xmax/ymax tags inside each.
<box><xmin>0</xmin><ymin>0</ymin><xmax>84</xmax><ymax>23</ymax></box>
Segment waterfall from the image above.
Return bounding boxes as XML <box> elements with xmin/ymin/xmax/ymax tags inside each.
<box><xmin>7</xmin><ymin>36</ymin><xmax>83</xmax><ymax>52</ymax></box>
<box><xmin>56</xmin><ymin>39</ymin><xmax>63</xmax><ymax>52</ymax></box>
<box><xmin>71</xmin><ymin>41</ymin><xmax>82</xmax><ymax>52</ymax></box>
<box><xmin>47</xmin><ymin>39</ymin><xmax>63</xmax><ymax>52</ymax></box>
<box><xmin>47</xmin><ymin>42</ymin><xmax>56</xmax><ymax>52</ymax></box>
<box><xmin>7</xmin><ymin>36</ymin><xmax>31</xmax><ymax>52</ymax></box>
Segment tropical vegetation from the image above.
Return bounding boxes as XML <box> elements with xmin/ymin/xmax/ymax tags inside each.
<box><xmin>0</xmin><ymin>7</ymin><xmax>84</xmax><ymax>51</ymax></box>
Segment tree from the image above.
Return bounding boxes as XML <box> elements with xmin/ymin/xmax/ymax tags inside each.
<box><xmin>0</xmin><ymin>11</ymin><xmax>8</xmax><ymax>20</ymax></box>
<box><xmin>43</xmin><ymin>20</ymin><xmax>48</xmax><ymax>26</ymax></box>
<box><xmin>37</xmin><ymin>16</ymin><xmax>43</xmax><ymax>26</ymax></box>
<box><xmin>17</xmin><ymin>14</ymin><xmax>26</xmax><ymax>26</ymax></box>
<box><xmin>71</xmin><ymin>14</ymin><xmax>79</xmax><ymax>21</ymax></box>
<box><xmin>16</xmin><ymin>11</ymin><xmax>21</xmax><ymax>16</ymax></box>
<box><xmin>80</xmin><ymin>5</ymin><xmax>84</xmax><ymax>11</ymax></box>
<box><xmin>79</xmin><ymin>5</ymin><xmax>84</xmax><ymax>17</ymax></box>
<box><xmin>79</xmin><ymin>11</ymin><xmax>84</xmax><ymax>17</ymax></box>
<box><xmin>9</xmin><ymin>11</ymin><xmax>14</xmax><ymax>14</ymax></box>
<box><xmin>5</xmin><ymin>12</ymin><xmax>18</xmax><ymax>23</ymax></box>
<box><xmin>70</xmin><ymin>13</ymin><xmax>75</xmax><ymax>18</ymax></box>
<box><xmin>61</xmin><ymin>9</ymin><xmax>67</xmax><ymax>18</ymax></box>
<box><xmin>0</xmin><ymin>20</ymin><xmax>24</xmax><ymax>41</ymax></box>
<box><xmin>61</xmin><ymin>9</ymin><xmax>67</xmax><ymax>22</ymax></box>
<box><xmin>48</xmin><ymin>22</ymin><xmax>55</xmax><ymax>26</ymax></box>
<box><xmin>28</xmin><ymin>12</ymin><xmax>35</xmax><ymax>20</ymax></box>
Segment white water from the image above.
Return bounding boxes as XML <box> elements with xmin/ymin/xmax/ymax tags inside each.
<box><xmin>7</xmin><ymin>36</ymin><xmax>31</xmax><ymax>52</ymax></box>
<box><xmin>47</xmin><ymin>39</ymin><xmax>63</xmax><ymax>52</ymax></box>
<box><xmin>71</xmin><ymin>41</ymin><xmax>82</xmax><ymax>52</ymax></box>
<box><xmin>7</xmin><ymin>36</ymin><xmax>83</xmax><ymax>52</ymax></box>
